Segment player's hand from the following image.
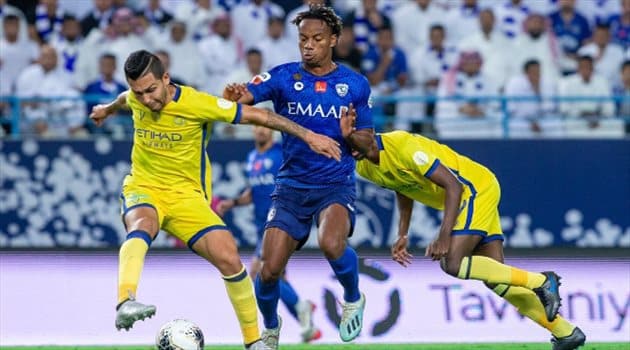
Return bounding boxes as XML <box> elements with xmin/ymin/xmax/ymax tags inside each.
<box><xmin>215</xmin><ymin>199</ymin><xmax>234</xmax><ymax>217</ymax></box>
<box><xmin>90</xmin><ymin>104</ymin><xmax>111</xmax><ymax>127</ymax></box>
<box><xmin>425</xmin><ymin>236</ymin><xmax>450</xmax><ymax>261</ymax></box>
<box><xmin>223</xmin><ymin>83</ymin><xmax>248</xmax><ymax>102</ymax></box>
<box><xmin>305</xmin><ymin>131</ymin><xmax>341</xmax><ymax>161</ymax></box>
<box><xmin>340</xmin><ymin>103</ymin><xmax>357</xmax><ymax>139</ymax></box>
<box><xmin>391</xmin><ymin>234</ymin><xmax>413</xmax><ymax>267</ymax></box>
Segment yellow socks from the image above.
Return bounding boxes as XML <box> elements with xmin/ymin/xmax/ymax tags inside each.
<box><xmin>493</xmin><ymin>284</ymin><xmax>575</xmax><ymax>338</ymax></box>
<box><xmin>223</xmin><ymin>266</ymin><xmax>260</xmax><ymax>345</ymax></box>
<box><xmin>118</xmin><ymin>231</ymin><xmax>151</xmax><ymax>305</ymax></box>
<box><xmin>458</xmin><ymin>255</ymin><xmax>546</xmax><ymax>289</ymax></box>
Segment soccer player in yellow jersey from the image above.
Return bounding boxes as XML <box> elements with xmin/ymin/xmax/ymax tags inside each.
<box><xmin>340</xmin><ymin>114</ymin><xmax>585</xmax><ymax>350</ymax></box>
<box><xmin>89</xmin><ymin>50</ymin><xmax>341</xmax><ymax>350</ymax></box>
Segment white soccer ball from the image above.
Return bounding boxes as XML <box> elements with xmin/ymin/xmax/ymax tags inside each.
<box><xmin>155</xmin><ymin>319</ymin><xmax>204</xmax><ymax>350</ymax></box>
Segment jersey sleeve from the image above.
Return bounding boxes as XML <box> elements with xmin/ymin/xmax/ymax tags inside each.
<box><xmin>190</xmin><ymin>89</ymin><xmax>243</xmax><ymax>124</ymax></box>
<box><xmin>403</xmin><ymin>139</ymin><xmax>441</xmax><ymax>179</ymax></box>
<box><xmin>247</xmin><ymin>68</ymin><xmax>279</xmax><ymax>105</ymax></box>
<box><xmin>353</xmin><ymin>76</ymin><xmax>374</xmax><ymax>130</ymax></box>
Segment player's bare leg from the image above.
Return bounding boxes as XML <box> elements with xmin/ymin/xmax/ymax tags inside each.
<box><xmin>474</xmin><ymin>241</ymin><xmax>585</xmax><ymax>349</ymax></box>
<box><xmin>193</xmin><ymin>229</ymin><xmax>261</xmax><ymax>348</ymax></box>
<box><xmin>318</xmin><ymin>204</ymin><xmax>365</xmax><ymax>342</ymax></box>
<box><xmin>116</xmin><ymin>206</ymin><xmax>159</xmax><ymax>331</ymax></box>
<box><xmin>257</xmin><ymin>227</ymin><xmax>299</xmax><ymax>349</ymax></box>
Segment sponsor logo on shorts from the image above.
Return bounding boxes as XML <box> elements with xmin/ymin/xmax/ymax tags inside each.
<box><xmin>267</xmin><ymin>207</ymin><xmax>276</xmax><ymax>221</ymax></box>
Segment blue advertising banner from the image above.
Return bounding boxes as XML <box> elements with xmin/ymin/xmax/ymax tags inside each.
<box><xmin>1</xmin><ymin>139</ymin><xmax>628</xmax><ymax>248</ymax></box>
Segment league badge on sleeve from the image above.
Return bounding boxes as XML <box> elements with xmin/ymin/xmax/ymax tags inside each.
<box><xmin>335</xmin><ymin>83</ymin><xmax>349</xmax><ymax>97</ymax></box>
<box><xmin>251</xmin><ymin>72</ymin><xmax>271</xmax><ymax>85</ymax></box>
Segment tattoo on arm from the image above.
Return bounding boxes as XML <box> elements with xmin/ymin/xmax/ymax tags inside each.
<box><xmin>262</xmin><ymin>109</ymin><xmax>309</xmax><ymax>139</ymax></box>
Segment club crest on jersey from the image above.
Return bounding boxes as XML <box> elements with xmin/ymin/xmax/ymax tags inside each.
<box><xmin>315</xmin><ymin>81</ymin><xmax>327</xmax><ymax>93</ymax></box>
<box><xmin>294</xmin><ymin>81</ymin><xmax>304</xmax><ymax>91</ymax></box>
<box><xmin>251</xmin><ymin>72</ymin><xmax>271</xmax><ymax>85</ymax></box>
<box><xmin>335</xmin><ymin>83</ymin><xmax>349</xmax><ymax>97</ymax></box>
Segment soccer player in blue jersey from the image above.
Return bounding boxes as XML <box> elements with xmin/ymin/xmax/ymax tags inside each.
<box><xmin>217</xmin><ymin>126</ymin><xmax>322</xmax><ymax>343</ymax></box>
<box><xmin>223</xmin><ymin>4</ymin><xmax>375</xmax><ymax>348</ymax></box>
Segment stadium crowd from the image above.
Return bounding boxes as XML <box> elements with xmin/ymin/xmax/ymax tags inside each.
<box><xmin>0</xmin><ymin>0</ymin><xmax>628</xmax><ymax>138</ymax></box>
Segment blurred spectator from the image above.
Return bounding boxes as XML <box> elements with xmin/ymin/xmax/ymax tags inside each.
<box><xmin>285</xmin><ymin>0</ymin><xmax>325</xmax><ymax>41</ymax></box>
<box><xmin>154</xmin><ymin>21</ymin><xmax>205</xmax><ymax>89</ymax></box>
<box><xmin>578</xmin><ymin>23</ymin><xmax>625</xmax><ymax>87</ymax></box>
<box><xmin>608</xmin><ymin>0</ymin><xmax>630</xmax><ymax>49</ymax></box>
<box><xmin>549</xmin><ymin>0</ymin><xmax>591</xmax><ymax>75</ymax></box>
<box><xmin>198</xmin><ymin>14</ymin><xmax>242</xmax><ymax>95</ymax></box>
<box><xmin>436</xmin><ymin>50</ymin><xmax>502</xmax><ymax>138</ymax></box>
<box><xmin>15</xmin><ymin>45</ymin><xmax>86</xmax><ymax>137</ymax></box>
<box><xmin>0</xmin><ymin>14</ymin><xmax>39</xmax><ymax>96</ymax></box>
<box><xmin>614</xmin><ymin>60</ymin><xmax>630</xmax><ymax>119</ymax></box>
<box><xmin>219</xmin><ymin>48</ymin><xmax>269</xmax><ymax>138</ymax></box>
<box><xmin>332</xmin><ymin>25</ymin><xmax>362</xmax><ymax>72</ymax></box>
<box><xmin>513</xmin><ymin>13</ymin><xmax>562</xmax><ymax>85</ymax></box>
<box><xmin>34</xmin><ymin>0</ymin><xmax>66</xmax><ymax>43</ymax></box>
<box><xmin>0</xmin><ymin>0</ymin><xmax>29</xmax><ymax>41</ymax></box>
<box><xmin>256</xmin><ymin>16</ymin><xmax>299</xmax><ymax>71</ymax></box>
<box><xmin>391</xmin><ymin>0</ymin><xmax>447</xmax><ymax>59</ymax></box>
<box><xmin>174</xmin><ymin>0</ymin><xmax>225</xmax><ymax>40</ymax></box>
<box><xmin>445</xmin><ymin>0</ymin><xmax>481</xmax><ymax>45</ymax></box>
<box><xmin>361</xmin><ymin>25</ymin><xmax>408</xmax><ymax>126</ymax></box>
<box><xmin>558</xmin><ymin>55</ymin><xmax>614</xmax><ymax>118</ymax></box>
<box><xmin>231</xmin><ymin>0</ymin><xmax>284</xmax><ymax>51</ymax></box>
<box><xmin>504</xmin><ymin>59</ymin><xmax>561</xmax><ymax>137</ymax></box>
<box><xmin>154</xmin><ymin>50</ymin><xmax>184</xmax><ymax>86</ymax></box>
<box><xmin>49</xmin><ymin>14</ymin><xmax>82</xmax><ymax>76</ymax></box>
<box><xmin>80</xmin><ymin>0</ymin><xmax>114</xmax><ymax>37</ymax></box>
<box><xmin>107</xmin><ymin>7</ymin><xmax>154</xmax><ymax>82</ymax></box>
<box><xmin>143</xmin><ymin>0</ymin><xmax>173</xmax><ymax>27</ymax></box>
<box><xmin>408</xmin><ymin>24</ymin><xmax>458</xmax><ymax>119</ymax></box>
<box><xmin>493</xmin><ymin>0</ymin><xmax>530</xmax><ymax>39</ymax></box>
<box><xmin>343</xmin><ymin>0</ymin><xmax>391</xmax><ymax>52</ymax></box>
<box><xmin>83</xmin><ymin>53</ymin><xmax>127</xmax><ymax>136</ymax></box>
<box><xmin>458</xmin><ymin>8</ymin><xmax>514</xmax><ymax>90</ymax></box>
<box><xmin>576</xmin><ymin>0</ymin><xmax>621</xmax><ymax>27</ymax></box>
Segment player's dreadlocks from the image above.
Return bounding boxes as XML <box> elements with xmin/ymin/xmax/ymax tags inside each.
<box><xmin>292</xmin><ymin>4</ymin><xmax>343</xmax><ymax>37</ymax></box>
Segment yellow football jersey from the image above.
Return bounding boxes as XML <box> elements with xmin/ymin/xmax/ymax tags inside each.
<box><xmin>124</xmin><ymin>84</ymin><xmax>242</xmax><ymax>198</ymax></box>
<box><xmin>356</xmin><ymin>130</ymin><xmax>496</xmax><ymax>210</ymax></box>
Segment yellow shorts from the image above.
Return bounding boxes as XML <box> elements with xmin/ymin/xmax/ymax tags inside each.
<box><xmin>452</xmin><ymin>172</ymin><xmax>504</xmax><ymax>245</ymax></box>
<box><xmin>120</xmin><ymin>183</ymin><xmax>227</xmax><ymax>248</ymax></box>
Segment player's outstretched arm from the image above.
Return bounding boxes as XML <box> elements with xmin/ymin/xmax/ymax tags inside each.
<box><xmin>340</xmin><ymin>103</ymin><xmax>374</xmax><ymax>155</ymax></box>
<box><xmin>392</xmin><ymin>192</ymin><xmax>414</xmax><ymax>267</ymax></box>
<box><xmin>239</xmin><ymin>105</ymin><xmax>341</xmax><ymax>161</ymax></box>
<box><xmin>90</xmin><ymin>91</ymin><xmax>129</xmax><ymax>127</ymax></box>
<box><xmin>424</xmin><ymin>164</ymin><xmax>464</xmax><ymax>261</ymax></box>
<box><xmin>216</xmin><ymin>188</ymin><xmax>252</xmax><ymax>216</ymax></box>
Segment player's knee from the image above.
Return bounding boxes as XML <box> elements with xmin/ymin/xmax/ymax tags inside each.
<box><xmin>319</xmin><ymin>236</ymin><xmax>344</xmax><ymax>259</ymax></box>
<box><xmin>259</xmin><ymin>264</ymin><xmax>282</xmax><ymax>283</ymax></box>
<box><xmin>440</xmin><ymin>256</ymin><xmax>462</xmax><ymax>277</ymax></box>
<box><xmin>127</xmin><ymin>217</ymin><xmax>158</xmax><ymax>237</ymax></box>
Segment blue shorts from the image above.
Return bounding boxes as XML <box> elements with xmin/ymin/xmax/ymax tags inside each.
<box><xmin>264</xmin><ymin>183</ymin><xmax>356</xmax><ymax>249</ymax></box>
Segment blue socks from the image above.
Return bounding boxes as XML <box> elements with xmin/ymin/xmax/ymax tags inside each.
<box><xmin>328</xmin><ymin>246</ymin><xmax>360</xmax><ymax>303</ymax></box>
<box><xmin>279</xmin><ymin>279</ymin><xmax>299</xmax><ymax>320</ymax></box>
<box><xmin>255</xmin><ymin>274</ymin><xmax>280</xmax><ymax>329</ymax></box>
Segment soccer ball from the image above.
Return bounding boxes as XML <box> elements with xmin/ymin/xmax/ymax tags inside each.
<box><xmin>156</xmin><ymin>319</ymin><xmax>204</xmax><ymax>350</ymax></box>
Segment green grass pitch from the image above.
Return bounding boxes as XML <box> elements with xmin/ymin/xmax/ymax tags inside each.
<box><xmin>1</xmin><ymin>344</ymin><xmax>628</xmax><ymax>350</ymax></box>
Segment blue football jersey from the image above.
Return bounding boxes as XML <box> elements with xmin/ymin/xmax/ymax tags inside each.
<box><xmin>246</xmin><ymin>143</ymin><xmax>282</xmax><ymax>226</ymax></box>
<box><xmin>247</xmin><ymin>62</ymin><xmax>373</xmax><ymax>188</ymax></box>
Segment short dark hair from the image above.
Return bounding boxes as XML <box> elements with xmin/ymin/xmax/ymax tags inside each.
<box><xmin>622</xmin><ymin>60</ymin><xmax>630</xmax><ymax>71</ymax></box>
<box><xmin>100</xmin><ymin>53</ymin><xmax>116</xmax><ymax>61</ymax></box>
<box><xmin>292</xmin><ymin>4</ymin><xmax>342</xmax><ymax>36</ymax></box>
<box><xmin>124</xmin><ymin>50</ymin><xmax>165</xmax><ymax>80</ymax></box>
<box><xmin>246</xmin><ymin>48</ymin><xmax>262</xmax><ymax>57</ymax></box>
<box><xmin>3</xmin><ymin>14</ymin><xmax>19</xmax><ymax>23</ymax></box>
<box><xmin>430</xmin><ymin>24</ymin><xmax>445</xmax><ymax>33</ymax></box>
<box><xmin>523</xmin><ymin>59</ymin><xmax>540</xmax><ymax>72</ymax></box>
